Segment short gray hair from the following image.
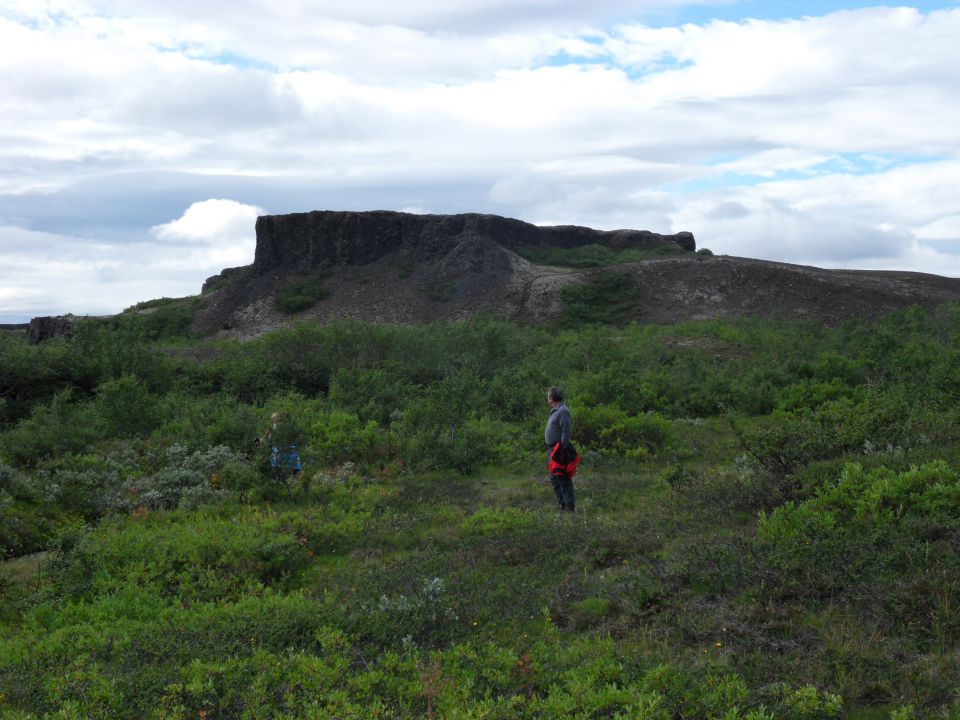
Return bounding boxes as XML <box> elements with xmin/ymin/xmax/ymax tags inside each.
<box><xmin>548</xmin><ymin>386</ymin><xmax>564</xmax><ymax>403</ymax></box>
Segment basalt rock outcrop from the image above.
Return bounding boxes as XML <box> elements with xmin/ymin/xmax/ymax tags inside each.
<box><xmin>202</xmin><ymin>266</ymin><xmax>249</xmax><ymax>293</ymax></box>
<box><xmin>27</xmin><ymin>315</ymin><xmax>76</xmax><ymax>345</ymax></box>
<box><xmin>189</xmin><ymin>209</ymin><xmax>960</xmax><ymax>338</ymax></box>
<box><xmin>192</xmin><ymin>210</ymin><xmax>697</xmax><ymax>336</ymax></box>
<box><xmin>252</xmin><ymin>211</ymin><xmax>695</xmax><ymax>274</ymax></box>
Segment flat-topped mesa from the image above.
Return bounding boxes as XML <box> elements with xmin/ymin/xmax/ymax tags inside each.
<box><xmin>253</xmin><ymin>210</ymin><xmax>695</xmax><ymax>274</ymax></box>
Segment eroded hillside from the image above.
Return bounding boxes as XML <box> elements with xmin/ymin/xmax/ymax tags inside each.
<box><xmin>189</xmin><ymin>210</ymin><xmax>960</xmax><ymax>337</ymax></box>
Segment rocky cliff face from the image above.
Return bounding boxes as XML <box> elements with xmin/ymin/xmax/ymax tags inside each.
<box><xmin>26</xmin><ymin>316</ymin><xmax>76</xmax><ymax>344</ymax></box>
<box><xmin>252</xmin><ymin>210</ymin><xmax>694</xmax><ymax>274</ymax></box>
<box><xmin>191</xmin><ymin>210</ymin><xmax>698</xmax><ymax>336</ymax></box>
<box><xmin>21</xmin><ymin>209</ymin><xmax>958</xmax><ymax>343</ymax></box>
<box><xmin>187</xmin><ymin>209</ymin><xmax>960</xmax><ymax>338</ymax></box>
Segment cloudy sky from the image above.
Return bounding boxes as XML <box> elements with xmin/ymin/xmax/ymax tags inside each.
<box><xmin>1</xmin><ymin>0</ymin><xmax>959</xmax><ymax>322</ymax></box>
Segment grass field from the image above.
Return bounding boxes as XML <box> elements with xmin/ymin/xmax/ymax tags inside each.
<box><xmin>4</xmin><ymin>417</ymin><xmax>949</xmax><ymax>718</ymax></box>
<box><xmin>4</xmin><ymin>307</ymin><xmax>960</xmax><ymax>717</ymax></box>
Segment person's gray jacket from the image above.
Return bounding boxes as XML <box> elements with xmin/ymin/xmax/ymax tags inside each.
<box><xmin>544</xmin><ymin>403</ymin><xmax>572</xmax><ymax>448</ymax></box>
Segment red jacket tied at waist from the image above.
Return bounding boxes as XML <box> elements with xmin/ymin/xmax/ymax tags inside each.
<box><xmin>549</xmin><ymin>442</ymin><xmax>580</xmax><ymax>478</ymax></box>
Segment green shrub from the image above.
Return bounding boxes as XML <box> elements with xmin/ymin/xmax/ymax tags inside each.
<box><xmin>361</xmin><ymin>576</ymin><xmax>460</xmax><ymax>647</ymax></box>
<box><xmin>571</xmin><ymin>360</ymin><xmax>660</xmax><ymax>415</ymax></box>
<box><xmin>0</xmin><ymin>565</ymin><xmax>21</xmax><ymax>623</ymax></box>
<box><xmin>0</xmin><ymin>389</ymin><xmax>104</xmax><ymax>467</ymax></box>
<box><xmin>275</xmin><ymin>272</ymin><xmax>330</xmax><ymax>314</ymax></box>
<box><xmin>396</xmin><ymin>368</ymin><xmax>519</xmax><ymax>473</ymax></box>
<box><xmin>95</xmin><ymin>374</ymin><xmax>160</xmax><ymax>437</ymax></box>
<box><xmin>0</xmin><ymin>501</ymin><xmax>57</xmax><ymax>558</ymax></box>
<box><xmin>0</xmin><ymin>332</ymin><xmax>86</xmax><ymax>425</ymax></box>
<box><xmin>154</xmin><ymin>391</ymin><xmax>263</xmax><ymax>450</ymax></box>
<box><xmin>775</xmin><ymin>379</ymin><xmax>864</xmax><ymax>412</ymax></box>
<box><xmin>641</xmin><ymin>664</ymin><xmax>752</xmax><ymax>719</ymax></box>
<box><xmin>577</xmin><ymin>405</ymin><xmax>671</xmax><ymax>458</ymax></box>
<box><xmin>1</xmin><ymin>592</ymin><xmax>331</xmax><ymax>717</ymax></box>
<box><xmin>561</xmin><ymin>272</ymin><xmax>642</xmax><ymax>325</ymax></box>
<box><xmin>307</xmin><ymin>410</ymin><xmax>383</xmax><ymax>468</ymax></box>
<box><xmin>69</xmin><ymin>315</ymin><xmax>175</xmax><ymax>391</ymax></box>
<box><xmin>328</xmin><ymin>367</ymin><xmax>412</xmax><ymax>426</ymax></box>
<box><xmin>756</xmin><ymin>460</ymin><xmax>960</xmax><ymax>602</ymax></box>
<box><xmin>487</xmin><ymin>365</ymin><xmax>551</xmax><ymax>423</ymax></box>
<box><xmin>569</xmin><ymin>597</ymin><xmax>612</xmax><ymax>628</ymax></box>
<box><xmin>814</xmin><ymin>460</ymin><xmax>960</xmax><ymax>528</ymax></box>
<box><xmin>780</xmin><ymin>684</ymin><xmax>843</xmax><ymax>719</ymax></box>
<box><xmin>41</xmin><ymin>509</ymin><xmax>309</xmax><ymax>605</ymax></box>
<box><xmin>401</xmin><ymin>412</ymin><xmax>515</xmax><ymax>473</ymax></box>
<box><xmin>732</xmin><ymin>390</ymin><xmax>931</xmax><ymax>480</ymax></box>
<box><xmin>461</xmin><ymin>506</ymin><xmax>534</xmax><ymax>537</ymax></box>
<box><xmin>126</xmin><ymin>297</ymin><xmax>200</xmax><ymax>340</ymax></box>
<box><xmin>108</xmin><ymin>445</ymin><xmax>246</xmax><ymax>512</ymax></box>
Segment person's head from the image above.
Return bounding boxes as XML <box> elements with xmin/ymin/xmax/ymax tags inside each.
<box><xmin>547</xmin><ymin>386</ymin><xmax>564</xmax><ymax>407</ymax></box>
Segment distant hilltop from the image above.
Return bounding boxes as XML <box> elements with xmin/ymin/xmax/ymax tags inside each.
<box><xmin>188</xmin><ymin>209</ymin><xmax>960</xmax><ymax>338</ymax></box>
<box><xmin>194</xmin><ymin>210</ymin><xmax>699</xmax><ymax>336</ymax></box>
<box><xmin>248</xmin><ymin>210</ymin><xmax>696</xmax><ymax>275</ymax></box>
<box><xmin>16</xmin><ymin>210</ymin><xmax>960</xmax><ymax>342</ymax></box>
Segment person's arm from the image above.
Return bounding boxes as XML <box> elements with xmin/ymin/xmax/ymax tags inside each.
<box><xmin>560</xmin><ymin>410</ymin><xmax>571</xmax><ymax>448</ymax></box>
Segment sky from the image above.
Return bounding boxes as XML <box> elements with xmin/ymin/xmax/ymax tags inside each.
<box><xmin>1</xmin><ymin>0</ymin><xmax>959</xmax><ymax>322</ymax></box>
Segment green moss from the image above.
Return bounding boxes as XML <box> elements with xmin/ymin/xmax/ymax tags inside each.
<box><xmin>561</xmin><ymin>271</ymin><xmax>642</xmax><ymax>324</ymax></box>
<box><xmin>119</xmin><ymin>297</ymin><xmax>204</xmax><ymax>340</ymax></box>
<box><xmin>276</xmin><ymin>272</ymin><xmax>331</xmax><ymax>314</ymax></box>
<box><xmin>519</xmin><ymin>242</ymin><xmax>687</xmax><ymax>268</ymax></box>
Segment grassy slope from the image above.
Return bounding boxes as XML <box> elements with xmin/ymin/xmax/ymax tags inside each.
<box><xmin>4</xmin><ymin>304</ymin><xmax>960</xmax><ymax>717</ymax></box>
<box><xmin>3</xmin><ymin>417</ymin><xmax>938</xmax><ymax>718</ymax></box>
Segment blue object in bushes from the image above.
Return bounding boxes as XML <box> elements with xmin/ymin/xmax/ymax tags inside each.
<box><xmin>270</xmin><ymin>444</ymin><xmax>302</xmax><ymax>473</ymax></box>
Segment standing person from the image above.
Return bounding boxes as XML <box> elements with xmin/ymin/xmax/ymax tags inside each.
<box><xmin>545</xmin><ymin>386</ymin><xmax>578</xmax><ymax>512</ymax></box>
<box><xmin>259</xmin><ymin>411</ymin><xmax>303</xmax><ymax>491</ymax></box>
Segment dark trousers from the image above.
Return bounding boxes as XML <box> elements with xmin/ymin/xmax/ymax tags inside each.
<box><xmin>550</xmin><ymin>474</ymin><xmax>575</xmax><ymax>511</ymax></box>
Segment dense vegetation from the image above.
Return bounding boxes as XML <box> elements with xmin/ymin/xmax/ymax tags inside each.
<box><xmin>3</xmin><ymin>301</ymin><xmax>960</xmax><ymax>717</ymax></box>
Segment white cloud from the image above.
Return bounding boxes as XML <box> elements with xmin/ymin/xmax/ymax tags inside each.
<box><xmin>49</xmin><ymin>0</ymin><xmax>733</xmax><ymax>35</ymax></box>
<box><xmin>711</xmin><ymin>149</ymin><xmax>833</xmax><ymax>177</ymax></box>
<box><xmin>2</xmin><ymin>2</ymin><xmax>960</xmax><ymax>319</ymax></box>
<box><xmin>5</xmin><ymin>5</ymin><xmax>959</xmax><ymax>187</ymax></box>
<box><xmin>669</xmin><ymin>160</ymin><xmax>960</xmax><ymax>271</ymax></box>
<box><xmin>916</xmin><ymin>215</ymin><xmax>960</xmax><ymax>242</ymax></box>
<box><xmin>150</xmin><ymin>199</ymin><xmax>258</xmax><ymax>242</ymax></box>
<box><xmin>0</xmin><ymin>200</ymin><xmax>261</xmax><ymax>321</ymax></box>
<box><xmin>150</xmin><ymin>199</ymin><xmax>262</xmax><ymax>267</ymax></box>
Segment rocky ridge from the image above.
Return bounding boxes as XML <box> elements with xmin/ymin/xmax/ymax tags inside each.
<box><xmin>189</xmin><ymin>209</ymin><xmax>960</xmax><ymax>338</ymax></box>
<box><xmin>192</xmin><ymin>210</ymin><xmax>698</xmax><ymax>336</ymax></box>
<box><xmin>17</xmin><ymin>210</ymin><xmax>960</xmax><ymax>342</ymax></box>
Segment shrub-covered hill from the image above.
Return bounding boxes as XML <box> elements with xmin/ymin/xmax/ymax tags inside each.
<box><xmin>3</xmin><ymin>306</ymin><xmax>960</xmax><ymax>717</ymax></box>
